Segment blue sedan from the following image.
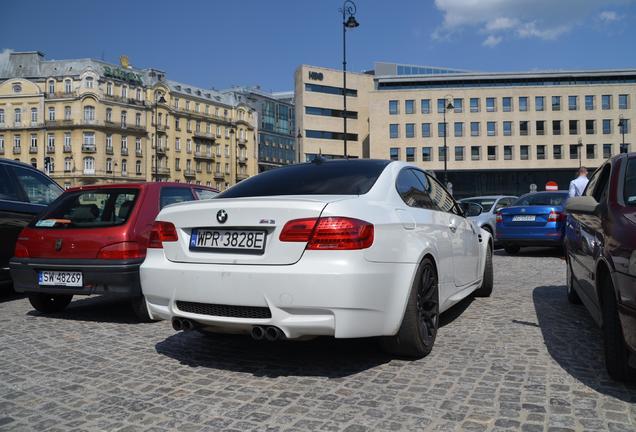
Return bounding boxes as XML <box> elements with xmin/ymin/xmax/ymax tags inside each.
<box><xmin>496</xmin><ymin>191</ymin><xmax>569</xmax><ymax>254</ymax></box>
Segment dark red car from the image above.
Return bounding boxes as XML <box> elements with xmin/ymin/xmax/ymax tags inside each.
<box><xmin>10</xmin><ymin>182</ymin><xmax>217</xmax><ymax>321</ymax></box>
<box><xmin>565</xmin><ymin>152</ymin><xmax>636</xmax><ymax>381</ymax></box>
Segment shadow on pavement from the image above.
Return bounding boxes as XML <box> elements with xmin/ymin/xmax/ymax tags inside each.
<box><xmin>26</xmin><ymin>295</ymin><xmax>143</xmax><ymax>324</ymax></box>
<box><xmin>496</xmin><ymin>246</ymin><xmax>564</xmax><ymax>259</ymax></box>
<box><xmin>533</xmin><ymin>285</ymin><xmax>636</xmax><ymax>401</ymax></box>
<box><xmin>0</xmin><ymin>286</ymin><xmax>24</xmax><ymax>303</ymax></box>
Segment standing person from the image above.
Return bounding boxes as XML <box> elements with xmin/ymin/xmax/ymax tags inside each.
<box><xmin>569</xmin><ymin>167</ymin><xmax>589</xmax><ymax>197</ymax></box>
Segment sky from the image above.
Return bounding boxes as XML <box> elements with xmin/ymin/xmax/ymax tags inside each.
<box><xmin>1</xmin><ymin>0</ymin><xmax>635</xmax><ymax>92</ymax></box>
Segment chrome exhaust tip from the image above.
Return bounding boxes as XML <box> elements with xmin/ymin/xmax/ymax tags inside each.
<box><xmin>171</xmin><ymin>317</ymin><xmax>183</xmax><ymax>331</ymax></box>
<box><xmin>182</xmin><ymin>319</ymin><xmax>195</xmax><ymax>331</ymax></box>
<box><xmin>251</xmin><ymin>326</ymin><xmax>265</xmax><ymax>340</ymax></box>
<box><xmin>265</xmin><ymin>326</ymin><xmax>282</xmax><ymax>341</ymax></box>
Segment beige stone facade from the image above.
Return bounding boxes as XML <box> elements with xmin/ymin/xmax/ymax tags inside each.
<box><xmin>0</xmin><ymin>52</ymin><xmax>258</xmax><ymax>189</ymax></box>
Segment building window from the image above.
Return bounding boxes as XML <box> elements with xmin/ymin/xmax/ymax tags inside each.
<box><xmin>135</xmin><ymin>137</ymin><xmax>141</xmax><ymax>152</ymax></box>
<box><xmin>44</xmin><ymin>157</ymin><xmax>54</xmax><ymax>174</ymax></box>
<box><xmin>568</xmin><ymin>95</ymin><xmax>578</xmax><ymax>111</ymax></box>
<box><xmin>14</xmin><ymin>135</ymin><xmax>21</xmax><ymax>150</ymax></box>
<box><xmin>175</xmin><ymin>137</ymin><xmax>181</xmax><ymax>151</ymax></box>
<box><xmin>106</xmin><ymin>158</ymin><xmax>113</xmax><ymax>173</ymax></box>
<box><xmin>122</xmin><ymin>86</ymin><xmax>128</xmax><ymax>99</ymax></box>
<box><xmin>0</xmin><ymin>109</ymin><xmax>4</xmax><ymax>124</ymax></box>
<box><xmin>390</xmin><ymin>147</ymin><xmax>399</xmax><ymax>160</ymax></box>
<box><xmin>553</xmin><ymin>120</ymin><xmax>562</xmax><ymax>135</ymax></box>
<box><xmin>620</xmin><ymin>118</ymin><xmax>630</xmax><ymax>134</ymax></box>
<box><xmin>520</xmin><ymin>121</ymin><xmax>529</xmax><ymax>136</ymax></box>
<box><xmin>389</xmin><ymin>124</ymin><xmax>399</xmax><ymax>139</ymax></box>
<box><xmin>586</xmin><ymin>144</ymin><xmax>596</xmax><ymax>159</ymax></box>
<box><xmin>453</xmin><ymin>98</ymin><xmax>463</xmax><ymax>113</ymax></box>
<box><xmin>83</xmin><ymin>132</ymin><xmax>95</xmax><ymax>147</ymax></box>
<box><xmin>136</xmin><ymin>88</ymin><xmax>142</xmax><ymax>101</ymax></box>
<box><xmin>83</xmin><ymin>156</ymin><xmax>95</xmax><ymax>174</ymax></box>
<box><xmin>48</xmin><ymin>80</ymin><xmax>55</xmax><ymax>94</ymax></box>
<box><xmin>487</xmin><ymin>122</ymin><xmax>496</xmax><ymax>137</ymax></box>
<box><xmin>486</xmin><ymin>97</ymin><xmax>496</xmax><ymax>112</ymax></box>
<box><xmin>121</xmin><ymin>159</ymin><xmax>127</xmax><ymax>176</ymax></box>
<box><xmin>503</xmin><ymin>97</ymin><xmax>513</xmax><ymax>112</ymax></box>
<box><xmin>603</xmin><ymin>143</ymin><xmax>612</xmax><ymax>158</ymax></box>
<box><xmin>405</xmin><ymin>100</ymin><xmax>415</xmax><ymax>114</ymax></box>
<box><xmin>106</xmin><ymin>134</ymin><xmax>112</xmax><ymax>150</ymax></box>
<box><xmin>536</xmin><ymin>121</ymin><xmax>545</xmax><ymax>136</ymax></box>
<box><xmin>586</xmin><ymin>120</ymin><xmax>595</xmax><ymax>135</ymax></box>
<box><xmin>535</xmin><ymin>96</ymin><xmax>545</xmax><ymax>112</ymax></box>
<box><xmin>0</xmin><ymin>135</ymin><xmax>3</xmax><ymax>152</ymax></box>
<box><xmin>503</xmin><ymin>121</ymin><xmax>512</xmax><ymax>136</ymax></box>
<box><xmin>504</xmin><ymin>145</ymin><xmax>513</xmax><ymax>160</ymax></box>
<box><xmin>405</xmin><ymin>123</ymin><xmax>415</xmax><ymax>138</ymax></box>
<box><xmin>421</xmin><ymin>123</ymin><xmax>431</xmax><ymax>137</ymax></box>
<box><xmin>537</xmin><ymin>145</ymin><xmax>546</xmax><ymax>160</ymax></box>
<box><xmin>389</xmin><ymin>100</ymin><xmax>399</xmax><ymax>115</ymax></box>
<box><xmin>30</xmin><ymin>134</ymin><xmax>37</xmax><ymax>149</ymax></box>
<box><xmin>421</xmin><ymin>99</ymin><xmax>430</xmax><ymax>114</ymax></box>
<box><xmin>64</xmin><ymin>132</ymin><xmax>71</xmax><ymax>149</ymax></box>
<box><xmin>136</xmin><ymin>160</ymin><xmax>142</xmax><ymax>174</ymax></box>
<box><xmin>421</xmin><ymin>147</ymin><xmax>431</xmax><ymax>161</ymax></box>
<box><xmin>85</xmin><ymin>76</ymin><xmax>93</xmax><ymax>88</ymax></box>
<box><xmin>47</xmin><ymin>134</ymin><xmax>55</xmax><ymax>150</ymax></box>
<box><xmin>106</xmin><ymin>82</ymin><xmax>113</xmax><ymax>95</ymax></box>
<box><xmin>603</xmin><ymin>119</ymin><xmax>611</xmax><ymax>134</ymax></box>
<box><xmin>470</xmin><ymin>98</ymin><xmax>479</xmax><ymax>113</ymax></box>
<box><xmin>14</xmin><ymin>108</ymin><xmax>22</xmax><ymax>124</ymax></box>
<box><xmin>621</xmin><ymin>143</ymin><xmax>630</xmax><ymax>154</ymax></box>
<box><xmin>437</xmin><ymin>98</ymin><xmax>446</xmax><ymax>113</ymax></box>
<box><xmin>64</xmin><ymin>106</ymin><xmax>71</xmax><ymax>120</ymax></box>
<box><xmin>48</xmin><ymin>107</ymin><xmax>55</xmax><ymax>121</ymax></box>
<box><xmin>454</xmin><ymin>146</ymin><xmax>464</xmax><ymax>161</ymax></box>
<box><xmin>569</xmin><ymin>120</ymin><xmax>579</xmax><ymax>135</ymax></box>
<box><xmin>121</xmin><ymin>136</ymin><xmax>128</xmax><ymax>150</ymax></box>
<box><xmin>519</xmin><ymin>97</ymin><xmax>528</xmax><ymax>112</ymax></box>
<box><xmin>487</xmin><ymin>146</ymin><xmax>497</xmax><ymax>160</ymax></box>
<box><xmin>438</xmin><ymin>147</ymin><xmax>446</xmax><ymax>162</ymax></box>
<box><xmin>135</xmin><ymin>113</ymin><xmax>141</xmax><ymax>127</ymax></box>
<box><xmin>471</xmin><ymin>146</ymin><xmax>480</xmax><ymax>160</ymax></box>
<box><xmin>619</xmin><ymin>94</ymin><xmax>629</xmax><ymax>110</ymax></box>
<box><xmin>454</xmin><ymin>122</ymin><xmax>463</xmax><ymax>137</ymax></box>
<box><xmin>470</xmin><ymin>122</ymin><xmax>479</xmax><ymax>137</ymax></box>
<box><xmin>83</xmin><ymin>106</ymin><xmax>95</xmax><ymax>121</ymax></box>
<box><xmin>585</xmin><ymin>95</ymin><xmax>595</xmax><ymax>110</ymax></box>
<box><xmin>552</xmin><ymin>96</ymin><xmax>561</xmax><ymax>111</ymax></box>
<box><xmin>64</xmin><ymin>157</ymin><xmax>72</xmax><ymax>172</ymax></box>
<box><xmin>406</xmin><ymin>147</ymin><xmax>415</xmax><ymax>162</ymax></box>
<box><xmin>438</xmin><ymin>122</ymin><xmax>447</xmax><ymax>137</ymax></box>
<box><xmin>121</xmin><ymin>111</ymin><xmax>127</xmax><ymax>127</ymax></box>
<box><xmin>105</xmin><ymin>108</ymin><xmax>112</xmax><ymax>122</ymax></box>
<box><xmin>602</xmin><ymin>95</ymin><xmax>612</xmax><ymax>110</ymax></box>
<box><xmin>64</xmin><ymin>79</ymin><xmax>72</xmax><ymax>93</ymax></box>
<box><xmin>520</xmin><ymin>146</ymin><xmax>529</xmax><ymax>160</ymax></box>
<box><xmin>569</xmin><ymin>144</ymin><xmax>580</xmax><ymax>160</ymax></box>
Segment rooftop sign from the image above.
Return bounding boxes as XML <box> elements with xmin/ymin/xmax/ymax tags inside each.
<box><xmin>103</xmin><ymin>66</ymin><xmax>143</xmax><ymax>86</ymax></box>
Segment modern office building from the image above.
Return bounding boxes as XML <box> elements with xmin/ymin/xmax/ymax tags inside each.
<box><xmin>224</xmin><ymin>86</ymin><xmax>296</xmax><ymax>172</ymax></box>
<box><xmin>0</xmin><ymin>51</ymin><xmax>258</xmax><ymax>189</ymax></box>
<box><xmin>296</xmin><ymin>62</ymin><xmax>635</xmax><ymax>197</ymax></box>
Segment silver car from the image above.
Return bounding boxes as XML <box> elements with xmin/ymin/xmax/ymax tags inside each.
<box><xmin>459</xmin><ymin>195</ymin><xmax>517</xmax><ymax>241</ymax></box>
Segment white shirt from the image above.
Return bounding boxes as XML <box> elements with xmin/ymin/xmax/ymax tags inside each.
<box><xmin>569</xmin><ymin>175</ymin><xmax>589</xmax><ymax>197</ymax></box>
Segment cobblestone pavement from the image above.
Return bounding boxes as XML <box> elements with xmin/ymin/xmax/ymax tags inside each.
<box><xmin>1</xmin><ymin>249</ymin><xmax>635</xmax><ymax>432</ymax></box>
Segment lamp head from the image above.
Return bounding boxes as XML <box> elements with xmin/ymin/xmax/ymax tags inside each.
<box><xmin>344</xmin><ymin>15</ymin><xmax>359</xmax><ymax>28</ymax></box>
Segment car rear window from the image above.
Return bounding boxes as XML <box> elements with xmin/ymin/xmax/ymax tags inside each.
<box><xmin>218</xmin><ymin>160</ymin><xmax>390</xmax><ymax>198</ymax></box>
<box><xmin>461</xmin><ymin>198</ymin><xmax>496</xmax><ymax>212</ymax></box>
<box><xmin>513</xmin><ymin>192</ymin><xmax>568</xmax><ymax>207</ymax></box>
<box><xmin>160</xmin><ymin>187</ymin><xmax>195</xmax><ymax>209</ymax></box>
<box><xmin>32</xmin><ymin>188</ymin><xmax>139</xmax><ymax>229</ymax></box>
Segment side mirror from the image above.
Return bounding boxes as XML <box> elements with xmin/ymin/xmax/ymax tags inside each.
<box><xmin>459</xmin><ymin>202</ymin><xmax>483</xmax><ymax>217</ymax></box>
<box><xmin>565</xmin><ymin>196</ymin><xmax>599</xmax><ymax>215</ymax></box>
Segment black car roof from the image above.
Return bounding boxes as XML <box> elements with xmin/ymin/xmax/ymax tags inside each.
<box><xmin>0</xmin><ymin>157</ymin><xmax>41</xmax><ymax>170</ymax></box>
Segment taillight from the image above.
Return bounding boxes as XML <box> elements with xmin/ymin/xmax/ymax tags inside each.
<box><xmin>97</xmin><ymin>241</ymin><xmax>145</xmax><ymax>260</ymax></box>
<box><xmin>496</xmin><ymin>213</ymin><xmax>503</xmax><ymax>224</ymax></box>
<box><xmin>148</xmin><ymin>221</ymin><xmax>178</xmax><ymax>248</ymax></box>
<box><xmin>548</xmin><ymin>211</ymin><xmax>566</xmax><ymax>222</ymax></box>
<box><xmin>14</xmin><ymin>238</ymin><xmax>29</xmax><ymax>258</ymax></box>
<box><xmin>280</xmin><ymin>217</ymin><xmax>374</xmax><ymax>250</ymax></box>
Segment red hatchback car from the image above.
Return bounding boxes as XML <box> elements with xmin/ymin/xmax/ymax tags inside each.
<box><xmin>10</xmin><ymin>182</ymin><xmax>217</xmax><ymax>320</ymax></box>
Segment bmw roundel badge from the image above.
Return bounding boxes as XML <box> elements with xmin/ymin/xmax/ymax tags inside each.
<box><xmin>217</xmin><ymin>209</ymin><xmax>228</xmax><ymax>224</ymax></box>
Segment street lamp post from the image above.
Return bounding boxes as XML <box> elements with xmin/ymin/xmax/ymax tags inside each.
<box><xmin>618</xmin><ymin>115</ymin><xmax>626</xmax><ymax>153</ymax></box>
<box><xmin>340</xmin><ymin>0</ymin><xmax>359</xmax><ymax>159</ymax></box>
<box><xmin>230</xmin><ymin>127</ymin><xmax>237</xmax><ymax>184</ymax></box>
<box><xmin>296</xmin><ymin>129</ymin><xmax>303</xmax><ymax>163</ymax></box>
<box><xmin>154</xmin><ymin>93</ymin><xmax>166</xmax><ymax>181</ymax></box>
<box><xmin>442</xmin><ymin>97</ymin><xmax>454</xmax><ymax>186</ymax></box>
<box><xmin>577</xmin><ymin>138</ymin><xmax>583</xmax><ymax>168</ymax></box>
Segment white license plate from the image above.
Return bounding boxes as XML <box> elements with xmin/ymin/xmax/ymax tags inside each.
<box><xmin>512</xmin><ymin>215</ymin><xmax>536</xmax><ymax>222</ymax></box>
<box><xmin>190</xmin><ymin>229</ymin><xmax>266</xmax><ymax>254</ymax></box>
<box><xmin>38</xmin><ymin>271</ymin><xmax>83</xmax><ymax>287</ymax></box>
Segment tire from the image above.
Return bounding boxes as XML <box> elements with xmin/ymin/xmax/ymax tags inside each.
<box><xmin>566</xmin><ymin>258</ymin><xmax>581</xmax><ymax>304</ymax></box>
<box><xmin>381</xmin><ymin>257</ymin><xmax>439</xmax><ymax>358</ymax></box>
<box><xmin>504</xmin><ymin>245</ymin><xmax>520</xmax><ymax>255</ymax></box>
<box><xmin>599</xmin><ymin>273</ymin><xmax>636</xmax><ymax>381</ymax></box>
<box><xmin>474</xmin><ymin>245</ymin><xmax>493</xmax><ymax>297</ymax></box>
<box><xmin>131</xmin><ymin>295</ymin><xmax>157</xmax><ymax>322</ymax></box>
<box><xmin>28</xmin><ymin>293</ymin><xmax>73</xmax><ymax>314</ymax></box>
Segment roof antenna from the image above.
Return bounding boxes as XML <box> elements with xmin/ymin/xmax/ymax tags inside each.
<box><xmin>312</xmin><ymin>149</ymin><xmax>325</xmax><ymax>164</ymax></box>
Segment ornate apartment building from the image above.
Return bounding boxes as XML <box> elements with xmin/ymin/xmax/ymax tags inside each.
<box><xmin>0</xmin><ymin>51</ymin><xmax>258</xmax><ymax>189</ymax></box>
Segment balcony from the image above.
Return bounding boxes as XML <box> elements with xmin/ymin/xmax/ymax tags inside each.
<box><xmin>82</xmin><ymin>144</ymin><xmax>97</xmax><ymax>153</ymax></box>
<box><xmin>105</xmin><ymin>146</ymin><xmax>114</xmax><ymax>155</ymax></box>
<box><xmin>121</xmin><ymin>147</ymin><xmax>129</xmax><ymax>156</ymax></box>
<box><xmin>136</xmin><ymin>149</ymin><xmax>143</xmax><ymax>157</ymax></box>
<box><xmin>29</xmin><ymin>146</ymin><xmax>38</xmax><ymax>154</ymax></box>
<box><xmin>238</xmin><ymin>138</ymin><xmax>247</xmax><ymax>146</ymax></box>
<box><xmin>194</xmin><ymin>150</ymin><xmax>214</xmax><ymax>160</ymax></box>
<box><xmin>13</xmin><ymin>146</ymin><xmax>21</xmax><ymax>154</ymax></box>
<box><xmin>152</xmin><ymin>123</ymin><xmax>168</xmax><ymax>133</ymax></box>
<box><xmin>63</xmin><ymin>145</ymin><xmax>72</xmax><ymax>153</ymax></box>
<box><xmin>45</xmin><ymin>91</ymin><xmax>77</xmax><ymax>99</ymax></box>
<box><xmin>45</xmin><ymin>119</ymin><xmax>75</xmax><ymax>129</ymax></box>
<box><xmin>1</xmin><ymin>122</ymin><xmax>45</xmax><ymax>131</ymax></box>
<box><xmin>237</xmin><ymin>173</ymin><xmax>249</xmax><ymax>181</ymax></box>
<box><xmin>238</xmin><ymin>156</ymin><xmax>248</xmax><ymax>165</ymax></box>
<box><xmin>156</xmin><ymin>145</ymin><xmax>168</xmax><ymax>155</ymax></box>
<box><xmin>103</xmin><ymin>94</ymin><xmax>146</xmax><ymax>106</ymax></box>
<box><xmin>214</xmin><ymin>171</ymin><xmax>224</xmax><ymax>180</ymax></box>
<box><xmin>194</xmin><ymin>130</ymin><xmax>215</xmax><ymax>140</ymax></box>
<box><xmin>46</xmin><ymin>146</ymin><xmax>55</xmax><ymax>154</ymax></box>
<box><xmin>0</xmin><ymin>147</ymin><xmax>4</xmax><ymax>155</ymax></box>
<box><xmin>184</xmin><ymin>168</ymin><xmax>196</xmax><ymax>178</ymax></box>
<box><xmin>155</xmin><ymin>166</ymin><xmax>171</xmax><ymax>176</ymax></box>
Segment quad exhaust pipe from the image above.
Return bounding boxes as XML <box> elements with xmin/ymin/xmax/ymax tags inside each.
<box><xmin>172</xmin><ymin>317</ymin><xmax>196</xmax><ymax>331</ymax></box>
<box><xmin>251</xmin><ymin>325</ymin><xmax>284</xmax><ymax>341</ymax></box>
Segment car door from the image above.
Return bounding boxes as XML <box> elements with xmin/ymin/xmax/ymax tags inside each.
<box><xmin>574</xmin><ymin>164</ymin><xmax>610</xmax><ymax>306</ymax></box>
<box><xmin>418</xmin><ymin>171</ymin><xmax>480</xmax><ymax>287</ymax></box>
<box><xmin>394</xmin><ymin>169</ymin><xmax>454</xmax><ymax>294</ymax></box>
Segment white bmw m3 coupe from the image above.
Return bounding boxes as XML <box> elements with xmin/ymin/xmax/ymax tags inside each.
<box><xmin>141</xmin><ymin>159</ymin><xmax>493</xmax><ymax>357</ymax></box>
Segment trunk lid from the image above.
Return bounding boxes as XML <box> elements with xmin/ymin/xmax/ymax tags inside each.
<box><xmin>159</xmin><ymin>195</ymin><xmax>351</xmax><ymax>265</ymax></box>
<box><xmin>499</xmin><ymin>205</ymin><xmax>563</xmax><ymax>227</ymax></box>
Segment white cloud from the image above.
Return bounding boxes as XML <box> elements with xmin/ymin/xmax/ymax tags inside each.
<box><xmin>599</xmin><ymin>10</ymin><xmax>621</xmax><ymax>22</ymax></box>
<box><xmin>433</xmin><ymin>0</ymin><xmax>635</xmax><ymax>44</ymax></box>
<box><xmin>482</xmin><ymin>35</ymin><xmax>502</xmax><ymax>47</ymax></box>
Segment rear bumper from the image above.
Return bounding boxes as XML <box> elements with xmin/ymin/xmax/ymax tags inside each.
<box><xmin>140</xmin><ymin>249</ymin><xmax>416</xmax><ymax>339</ymax></box>
<box><xmin>496</xmin><ymin>224</ymin><xmax>564</xmax><ymax>245</ymax></box>
<box><xmin>9</xmin><ymin>258</ymin><xmax>142</xmax><ymax>296</ymax></box>
<box><xmin>613</xmin><ymin>271</ymin><xmax>636</xmax><ymax>353</ymax></box>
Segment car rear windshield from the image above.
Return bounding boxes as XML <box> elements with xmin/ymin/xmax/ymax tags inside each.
<box><xmin>513</xmin><ymin>192</ymin><xmax>568</xmax><ymax>207</ymax></box>
<box><xmin>461</xmin><ymin>198</ymin><xmax>496</xmax><ymax>212</ymax></box>
<box><xmin>218</xmin><ymin>160</ymin><xmax>390</xmax><ymax>198</ymax></box>
<box><xmin>32</xmin><ymin>188</ymin><xmax>140</xmax><ymax>229</ymax></box>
